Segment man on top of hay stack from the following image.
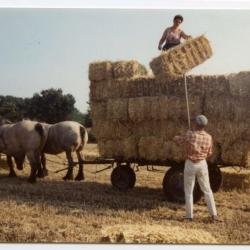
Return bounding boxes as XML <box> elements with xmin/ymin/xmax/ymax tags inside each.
<box><xmin>158</xmin><ymin>14</ymin><xmax>192</xmax><ymax>51</ymax></box>
<box><xmin>173</xmin><ymin>115</ymin><xmax>219</xmax><ymax>222</ymax></box>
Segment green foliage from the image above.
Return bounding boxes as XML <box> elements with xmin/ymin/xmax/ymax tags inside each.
<box><xmin>0</xmin><ymin>89</ymin><xmax>91</xmax><ymax>126</ymax></box>
<box><xmin>27</xmin><ymin>88</ymin><xmax>76</xmax><ymax>123</ymax></box>
<box><xmin>0</xmin><ymin>96</ymin><xmax>26</xmax><ymax>122</ymax></box>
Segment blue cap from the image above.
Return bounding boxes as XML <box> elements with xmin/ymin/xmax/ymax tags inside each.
<box><xmin>195</xmin><ymin>115</ymin><xmax>208</xmax><ymax>126</ymax></box>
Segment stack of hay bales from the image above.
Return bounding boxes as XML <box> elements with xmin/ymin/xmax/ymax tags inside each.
<box><xmin>89</xmin><ymin>36</ymin><xmax>250</xmax><ymax>167</ymax></box>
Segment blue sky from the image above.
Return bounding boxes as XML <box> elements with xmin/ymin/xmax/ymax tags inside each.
<box><xmin>0</xmin><ymin>8</ymin><xmax>250</xmax><ymax>112</ymax></box>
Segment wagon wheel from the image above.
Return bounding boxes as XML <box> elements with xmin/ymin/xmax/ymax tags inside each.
<box><xmin>162</xmin><ymin>167</ymin><xmax>202</xmax><ymax>204</ymax></box>
<box><xmin>111</xmin><ymin>163</ymin><xmax>136</xmax><ymax>191</ymax></box>
<box><xmin>208</xmin><ymin>164</ymin><xmax>222</xmax><ymax>193</ymax></box>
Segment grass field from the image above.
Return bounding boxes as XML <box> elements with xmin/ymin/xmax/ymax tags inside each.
<box><xmin>0</xmin><ymin>143</ymin><xmax>249</xmax><ymax>243</ymax></box>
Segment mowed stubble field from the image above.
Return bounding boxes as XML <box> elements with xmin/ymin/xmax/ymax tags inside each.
<box><xmin>0</xmin><ymin>143</ymin><xmax>249</xmax><ymax>244</ymax></box>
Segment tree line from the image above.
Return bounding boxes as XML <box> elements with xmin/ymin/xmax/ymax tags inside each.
<box><xmin>0</xmin><ymin>88</ymin><xmax>92</xmax><ymax>127</ymax></box>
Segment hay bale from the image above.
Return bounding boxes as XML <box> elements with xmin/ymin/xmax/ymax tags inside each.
<box><xmin>138</xmin><ymin>136</ymin><xmax>164</xmax><ymax>161</ymax></box>
<box><xmin>89</xmin><ymin>80</ymin><xmax>110</xmax><ymax>101</ymax></box>
<box><xmin>101</xmin><ymin>224</ymin><xmax>218</xmax><ymax>244</ymax></box>
<box><xmin>128</xmin><ymin>96</ymin><xmax>167</xmax><ymax>122</ymax></box>
<box><xmin>90</xmin><ymin>101</ymin><xmax>107</xmax><ymax>121</ymax></box>
<box><xmin>106</xmin><ymin>76</ymin><xmax>156</xmax><ymax>100</ymax></box>
<box><xmin>206</xmin><ymin>121</ymin><xmax>250</xmax><ymax>147</ymax></box>
<box><xmin>203</xmin><ymin>96</ymin><xmax>238</xmax><ymax>122</ymax></box>
<box><xmin>112</xmin><ymin>60</ymin><xmax>148</xmax><ymax>79</ymax></box>
<box><xmin>163</xmin><ymin>141</ymin><xmax>186</xmax><ymax>163</ymax></box>
<box><xmin>128</xmin><ymin>95</ymin><xmax>201</xmax><ymax>123</ymax></box>
<box><xmin>221</xmin><ymin>140</ymin><xmax>250</xmax><ymax>167</ymax></box>
<box><xmin>92</xmin><ymin>120</ymin><xmax>133</xmax><ymax>140</ymax></box>
<box><xmin>89</xmin><ymin>61</ymin><xmax>113</xmax><ymax>81</ymax></box>
<box><xmin>228</xmin><ymin>71</ymin><xmax>250</xmax><ymax>97</ymax></box>
<box><xmin>98</xmin><ymin>137</ymin><xmax>138</xmax><ymax>160</ymax></box>
<box><xmin>98</xmin><ymin>140</ymin><xmax>122</xmax><ymax>159</ymax></box>
<box><xmin>107</xmin><ymin>99</ymin><xmax>128</xmax><ymax>121</ymax></box>
<box><xmin>126</xmin><ymin>120</ymin><xmax>186</xmax><ymax>143</ymax></box>
<box><xmin>221</xmin><ymin>168</ymin><xmax>250</xmax><ymax>191</ymax></box>
<box><xmin>150</xmin><ymin>35</ymin><xmax>213</xmax><ymax>77</ymax></box>
<box><xmin>167</xmin><ymin>95</ymin><xmax>202</xmax><ymax>122</ymax></box>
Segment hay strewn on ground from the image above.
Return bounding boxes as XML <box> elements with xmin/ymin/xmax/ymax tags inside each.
<box><xmin>150</xmin><ymin>35</ymin><xmax>213</xmax><ymax>77</ymax></box>
<box><xmin>89</xmin><ymin>49</ymin><xmax>250</xmax><ymax>166</ymax></box>
<box><xmin>101</xmin><ymin>224</ymin><xmax>218</xmax><ymax>243</ymax></box>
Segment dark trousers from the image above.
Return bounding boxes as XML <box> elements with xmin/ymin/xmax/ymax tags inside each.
<box><xmin>162</xmin><ymin>42</ymin><xmax>180</xmax><ymax>51</ymax></box>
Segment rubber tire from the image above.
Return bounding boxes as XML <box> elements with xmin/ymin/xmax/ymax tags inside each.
<box><xmin>111</xmin><ymin>164</ymin><xmax>136</xmax><ymax>191</ymax></box>
<box><xmin>162</xmin><ymin>167</ymin><xmax>202</xmax><ymax>204</ymax></box>
<box><xmin>208</xmin><ymin>164</ymin><xmax>222</xmax><ymax>193</ymax></box>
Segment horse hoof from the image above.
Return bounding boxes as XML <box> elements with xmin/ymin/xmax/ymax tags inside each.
<box><xmin>37</xmin><ymin>171</ymin><xmax>45</xmax><ymax>178</ymax></box>
<box><xmin>43</xmin><ymin>169</ymin><xmax>49</xmax><ymax>176</ymax></box>
<box><xmin>63</xmin><ymin>174</ymin><xmax>73</xmax><ymax>181</ymax></box>
<box><xmin>8</xmin><ymin>172</ymin><xmax>17</xmax><ymax>178</ymax></box>
<box><xmin>27</xmin><ymin>177</ymin><xmax>36</xmax><ymax>184</ymax></box>
<box><xmin>75</xmin><ymin>175</ymin><xmax>85</xmax><ymax>181</ymax></box>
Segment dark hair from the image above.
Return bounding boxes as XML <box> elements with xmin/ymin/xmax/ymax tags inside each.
<box><xmin>174</xmin><ymin>15</ymin><xmax>183</xmax><ymax>22</ymax></box>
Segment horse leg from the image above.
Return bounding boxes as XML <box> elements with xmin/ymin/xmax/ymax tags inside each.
<box><xmin>63</xmin><ymin>150</ymin><xmax>74</xmax><ymax>180</ymax></box>
<box><xmin>7</xmin><ymin>155</ymin><xmax>17</xmax><ymax>177</ymax></box>
<box><xmin>75</xmin><ymin>151</ymin><xmax>85</xmax><ymax>181</ymax></box>
<box><xmin>41</xmin><ymin>153</ymin><xmax>48</xmax><ymax>176</ymax></box>
<box><xmin>37</xmin><ymin>153</ymin><xmax>48</xmax><ymax>178</ymax></box>
<box><xmin>27</xmin><ymin>151</ymin><xmax>40</xmax><ymax>183</ymax></box>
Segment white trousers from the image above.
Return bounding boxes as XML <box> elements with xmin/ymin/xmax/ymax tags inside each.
<box><xmin>184</xmin><ymin>159</ymin><xmax>217</xmax><ymax>218</ymax></box>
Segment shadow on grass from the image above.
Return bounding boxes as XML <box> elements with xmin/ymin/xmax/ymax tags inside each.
<box><xmin>0</xmin><ymin>172</ymin><xmax>172</xmax><ymax>212</ymax></box>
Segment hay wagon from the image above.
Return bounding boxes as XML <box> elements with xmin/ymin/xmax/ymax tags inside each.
<box><xmin>88</xmin><ymin>36</ymin><xmax>250</xmax><ymax>204</ymax></box>
<box><xmin>83</xmin><ymin>154</ymin><xmax>223</xmax><ymax>204</ymax></box>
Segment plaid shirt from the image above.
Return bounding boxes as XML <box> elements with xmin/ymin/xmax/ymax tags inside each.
<box><xmin>174</xmin><ymin>130</ymin><xmax>213</xmax><ymax>163</ymax></box>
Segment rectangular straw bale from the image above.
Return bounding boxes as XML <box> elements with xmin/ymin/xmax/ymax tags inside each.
<box><xmin>112</xmin><ymin>60</ymin><xmax>148</xmax><ymax>79</ymax></box>
<box><xmin>203</xmin><ymin>95</ymin><xmax>245</xmax><ymax>122</ymax></box>
<box><xmin>206</xmin><ymin>120</ymin><xmax>245</xmax><ymax>145</ymax></box>
<box><xmin>162</xmin><ymin>141</ymin><xmax>186</xmax><ymax>163</ymax></box>
<box><xmin>157</xmin><ymin>75</ymin><xmax>185</xmax><ymax>96</ymax></box>
<box><xmin>204</xmin><ymin>75</ymin><xmax>230</xmax><ymax>97</ymax></box>
<box><xmin>128</xmin><ymin>95</ymin><xmax>201</xmax><ymax>123</ymax></box>
<box><xmin>89</xmin><ymin>61</ymin><xmax>113</xmax><ymax>81</ymax></box>
<box><xmin>167</xmin><ymin>95</ymin><xmax>202</xmax><ymax>122</ymax></box>
<box><xmin>107</xmin><ymin>98</ymin><xmax>128</xmax><ymax>121</ymax></box>
<box><xmin>128</xmin><ymin>96</ymin><xmax>169</xmax><ymax>122</ymax></box>
<box><xmin>138</xmin><ymin>136</ymin><xmax>164</xmax><ymax>161</ymax></box>
<box><xmin>150</xmin><ymin>35</ymin><xmax>213</xmax><ymax>77</ymax></box>
<box><xmin>92</xmin><ymin>120</ymin><xmax>133</xmax><ymax>141</ymax></box>
<box><xmin>98</xmin><ymin>140</ymin><xmax>123</xmax><ymax>159</ymax></box>
<box><xmin>98</xmin><ymin>137</ymin><xmax>138</xmax><ymax>160</ymax></box>
<box><xmin>133</xmin><ymin>120</ymin><xmax>185</xmax><ymax>141</ymax></box>
<box><xmin>228</xmin><ymin>71</ymin><xmax>250</xmax><ymax>97</ymax></box>
<box><xmin>122</xmin><ymin>136</ymin><xmax>138</xmax><ymax>160</ymax></box>
<box><xmin>128</xmin><ymin>97</ymin><xmax>145</xmax><ymax>122</ymax></box>
<box><xmin>90</xmin><ymin>101</ymin><xmax>107</xmax><ymax>121</ymax></box>
<box><xmin>125</xmin><ymin>76</ymin><xmax>156</xmax><ymax>98</ymax></box>
<box><xmin>89</xmin><ymin>80</ymin><xmax>110</xmax><ymax>101</ymax></box>
<box><xmin>221</xmin><ymin>140</ymin><xmax>250</xmax><ymax>167</ymax></box>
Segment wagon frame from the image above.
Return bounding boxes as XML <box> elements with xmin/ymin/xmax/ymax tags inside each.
<box><xmin>81</xmin><ymin>157</ymin><xmax>224</xmax><ymax>204</ymax></box>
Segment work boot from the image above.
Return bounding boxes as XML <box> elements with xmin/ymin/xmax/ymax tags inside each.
<box><xmin>211</xmin><ymin>215</ymin><xmax>222</xmax><ymax>222</ymax></box>
<box><xmin>182</xmin><ymin>216</ymin><xmax>193</xmax><ymax>221</ymax></box>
